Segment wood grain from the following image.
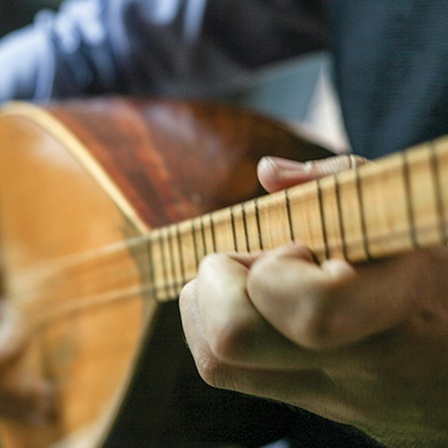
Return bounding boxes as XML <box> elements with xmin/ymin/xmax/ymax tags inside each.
<box><xmin>0</xmin><ymin>98</ymin><xmax>328</xmax><ymax>447</ymax></box>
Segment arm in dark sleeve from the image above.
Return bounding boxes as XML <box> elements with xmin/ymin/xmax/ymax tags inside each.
<box><xmin>0</xmin><ymin>0</ymin><xmax>124</xmax><ymax>103</ymax></box>
<box><xmin>0</xmin><ymin>0</ymin><xmax>329</xmax><ymax>103</ymax></box>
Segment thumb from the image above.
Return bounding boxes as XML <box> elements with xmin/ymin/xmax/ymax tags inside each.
<box><xmin>257</xmin><ymin>154</ymin><xmax>367</xmax><ymax>193</ymax></box>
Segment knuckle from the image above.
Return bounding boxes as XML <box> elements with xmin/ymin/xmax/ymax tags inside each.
<box><xmin>195</xmin><ymin>353</ymin><xmax>225</xmax><ymax>388</ymax></box>
<box><xmin>209</xmin><ymin>318</ymin><xmax>254</xmax><ymax>363</ymax></box>
<box><xmin>298</xmin><ymin>312</ymin><xmax>338</xmax><ymax>350</ymax></box>
<box><xmin>194</xmin><ymin>349</ymin><xmax>240</xmax><ymax>391</ymax></box>
<box><xmin>198</xmin><ymin>253</ymin><xmax>224</xmax><ymax>276</ymax></box>
<box><xmin>295</xmin><ymin>285</ymin><xmax>346</xmax><ymax>350</ymax></box>
<box><xmin>248</xmin><ymin>259</ymin><xmax>272</xmax><ymax>291</ymax></box>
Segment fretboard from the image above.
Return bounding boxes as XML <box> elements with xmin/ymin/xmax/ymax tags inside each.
<box><xmin>143</xmin><ymin>136</ymin><xmax>448</xmax><ymax>302</ymax></box>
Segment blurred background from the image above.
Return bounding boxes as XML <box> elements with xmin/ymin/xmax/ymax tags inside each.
<box><xmin>0</xmin><ymin>0</ymin><xmax>348</xmax><ymax>152</ymax></box>
<box><xmin>0</xmin><ymin>0</ymin><xmax>61</xmax><ymax>37</ymax></box>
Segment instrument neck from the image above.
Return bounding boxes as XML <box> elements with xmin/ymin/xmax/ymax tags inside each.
<box><xmin>145</xmin><ymin>137</ymin><xmax>448</xmax><ymax>302</ymax></box>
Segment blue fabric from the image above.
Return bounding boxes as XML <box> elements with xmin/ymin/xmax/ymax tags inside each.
<box><xmin>0</xmin><ymin>0</ymin><xmax>328</xmax><ymax>101</ymax></box>
<box><xmin>329</xmin><ymin>0</ymin><xmax>448</xmax><ymax>158</ymax></box>
<box><xmin>3</xmin><ymin>0</ymin><xmax>448</xmax><ymax>160</ymax></box>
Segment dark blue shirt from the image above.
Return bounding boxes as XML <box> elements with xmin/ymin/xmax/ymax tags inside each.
<box><xmin>2</xmin><ymin>0</ymin><xmax>448</xmax><ymax>160</ymax></box>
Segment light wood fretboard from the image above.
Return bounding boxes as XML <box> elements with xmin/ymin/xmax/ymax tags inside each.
<box><xmin>144</xmin><ymin>137</ymin><xmax>448</xmax><ymax>302</ymax></box>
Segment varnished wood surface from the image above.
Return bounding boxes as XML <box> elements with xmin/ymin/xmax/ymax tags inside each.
<box><xmin>0</xmin><ymin>109</ymin><xmax>149</xmax><ymax>447</ymax></box>
<box><xmin>0</xmin><ymin>98</ymin><xmax>329</xmax><ymax>447</ymax></box>
<box><xmin>48</xmin><ymin>97</ymin><xmax>330</xmax><ymax>227</ymax></box>
<box><xmin>2</xmin><ymin>97</ymin><xmax>448</xmax><ymax>448</ymax></box>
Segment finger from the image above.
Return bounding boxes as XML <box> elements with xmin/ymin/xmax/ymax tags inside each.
<box><xmin>191</xmin><ymin>254</ymin><xmax>316</xmax><ymax>367</ymax></box>
<box><xmin>180</xmin><ymin>254</ymin><xmax>342</xmax><ymax>370</ymax></box>
<box><xmin>179</xmin><ymin>279</ymin><xmax>213</xmax><ymax>371</ymax></box>
<box><xmin>180</xmin><ymin>250</ymin><xmax>414</xmax><ymax>376</ymax></box>
<box><xmin>179</xmin><ymin>289</ymin><xmax>345</xmax><ymax>417</ymax></box>
<box><xmin>257</xmin><ymin>154</ymin><xmax>368</xmax><ymax>192</ymax></box>
<box><xmin>248</xmin><ymin>243</ymin><xmax>412</xmax><ymax>350</ymax></box>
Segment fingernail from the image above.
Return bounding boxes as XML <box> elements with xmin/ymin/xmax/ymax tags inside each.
<box><xmin>321</xmin><ymin>259</ymin><xmax>354</xmax><ymax>278</ymax></box>
<box><xmin>264</xmin><ymin>156</ymin><xmax>308</xmax><ymax>171</ymax></box>
<box><xmin>257</xmin><ymin>156</ymin><xmax>276</xmax><ymax>175</ymax></box>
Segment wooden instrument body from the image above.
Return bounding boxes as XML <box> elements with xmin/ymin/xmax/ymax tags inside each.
<box><xmin>0</xmin><ymin>98</ymin><xmax>329</xmax><ymax>447</ymax></box>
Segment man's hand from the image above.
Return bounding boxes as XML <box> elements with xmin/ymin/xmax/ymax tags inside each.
<box><xmin>179</xmin><ymin>155</ymin><xmax>448</xmax><ymax>447</ymax></box>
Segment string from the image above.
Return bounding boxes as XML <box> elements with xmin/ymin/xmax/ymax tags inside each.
<box><xmin>0</xmin><ymin>152</ymin><xmax>423</xmax><ymax>290</ymax></box>
<box><xmin>3</xmin><ymin>219</ymin><xmax>444</xmax><ymax>331</ymax></box>
<box><xmin>2</xmin><ymin>144</ymin><xmax>446</xmax><ymax>327</ymax></box>
<box><xmin>4</xmin><ymin>186</ymin><xmax>300</xmax><ymax>305</ymax></box>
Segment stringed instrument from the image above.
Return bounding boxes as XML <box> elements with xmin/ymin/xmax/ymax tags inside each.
<box><xmin>0</xmin><ymin>97</ymin><xmax>330</xmax><ymax>448</ymax></box>
<box><xmin>0</xmin><ymin>97</ymin><xmax>447</xmax><ymax>447</ymax></box>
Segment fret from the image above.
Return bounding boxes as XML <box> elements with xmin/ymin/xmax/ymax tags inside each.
<box><xmin>403</xmin><ymin>143</ymin><xmax>440</xmax><ymax>248</ymax></box>
<box><xmin>145</xmin><ymin>235</ymin><xmax>158</xmax><ymax>301</ymax></box>
<box><xmin>334</xmin><ymin>173</ymin><xmax>348</xmax><ymax>260</ymax></box>
<box><xmin>140</xmin><ymin>135</ymin><xmax>448</xmax><ymax>303</ymax></box>
<box><xmin>193</xmin><ymin>217</ymin><xmax>208</xmax><ymax>263</ymax></box>
<box><xmin>211</xmin><ymin>207</ymin><xmax>238</xmax><ymax>253</ymax></box>
<box><xmin>241</xmin><ymin>202</ymin><xmax>251</xmax><ymax>252</ymax></box>
<box><xmin>254</xmin><ymin>193</ymin><xmax>294</xmax><ymax>251</ymax></box>
<box><xmin>158</xmin><ymin>229</ymin><xmax>172</xmax><ymax>300</ymax></box>
<box><xmin>430</xmin><ymin>142</ymin><xmax>446</xmax><ymax>243</ymax></box>
<box><xmin>432</xmin><ymin>140</ymin><xmax>448</xmax><ymax>243</ymax></box>
<box><xmin>199</xmin><ymin>213</ymin><xmax>217</xmax><ymax>256</ymax></box>
<box><xmin>359</xmin><ymin>154</ymin><xmax>414</xmax><ymax>258</ymax></box>
<box><xmin>208</xmin><ymin>213</ymin><xmax>217</xmax><ymax>253</ymax></box>
<box><xmin>229</xmin><ymin>205</ymin><xmax>238</xmax><ymax>251</ymax></box>
<box><xmin>166</xmin><ymin>228</ymin><xmax>176</xmax><ymax>294</ymax></box>
<box><xmin>354</xmin><ymin>161</ymin><xmax>371</xmax><ymax>260</ymax></box>
<box><xmin>287</xmin><ymin>182</ymin><xmax>326</xmax><ymax>261</ymax></box>
<box><xmin>334</xmin><ymin>168</ymin><xmax>367</xmax><ymax>262</ymax></box>
<box><xmin>127</xmin><ymin>231</ymin><xmax>159</xmax><ymax>300</ymax></box>
<box><xmin>316</xmin><ymin>179</ymin><xmax>329</xmax><ymax>260</ymax></box>
<box><xmin>148</xmin><ymin>230</ymin><xmax>166</xmax><ymax>300</ymax></box>
<box><xmin>176</xmin><ymin>220</ymin><xmax>197</xmax><ymax>285</ymax></box>
<box><xmin>164</xmin><ymin>226</ymin><xmax>183</xmax><ymax>299</ymax></box>
<box><xmin>254</xmin><ymin>197</ymin><xmax>264</xmax><ymax>250</ymax></box>
<box><xmin>175</xmin><ymin>224</ymin><xmax>187</xmax><ymax>286</ymax></box>
<box><xmin>166</xmin><ymin>226</ymin><xmax>183</xmax><ymax>297</ymax></box>
<box><xmin>228</xmin><ymin>204</ymin><xmax>249</xmax><ymax>253</ymax></box>
<box><xmin>284</xmin><ymin>189</ymin><xmax>295</xmax><ymax>243</ymax></box>
<box><xmin>402</xmin><ymin>151</ymin><xmax>418</xmax><ymax>249</ymax></box>
<box><xmin>165</xmin><ymin>227</ymin><xmax>179</xmax><ymax>296</ymax></box>
<box><xmin>236</xmin><ymin>199</ymin><xmax>263</xmax><ymax>251</ymax></box>
<box><xmin>199</xmin><ymin>215</ymin><xmax>208</xmax><ymax>256</ymax></box>
<box><xmin>318</xmin><ymin>175</ymin><xmax>346</xmax><ymax>260</ymax></box>
<box><xmin>191</xmin><ymin>219</ymin><xmax>200</xmax><ymax>270</ymax></box>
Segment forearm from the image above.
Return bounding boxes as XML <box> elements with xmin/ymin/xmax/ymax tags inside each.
<box><xmin>363</xmin><ymin>425</ymin><xmax>448</xmax><ymax>448</ymax></box>
<box><xmin>0</xmin><ymin>0</ymin><xmax>123</xmax><ymax>103</ymax></box>
<box><xmin>0</xmin><ymin>22</ymin><xmax>53</xmax><ymax>102</ymax></box>
<box><xmin>0</xmin><ymin>0</ymin><xmax>330</xmax><ymax>103</ymax></box>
